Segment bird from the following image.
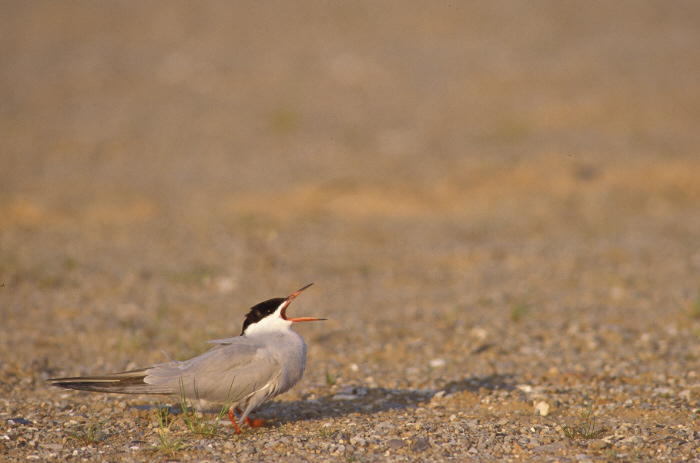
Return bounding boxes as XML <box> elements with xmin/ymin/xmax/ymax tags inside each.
<box><xmin>48</xmin><ymin>283</ymin><xmax>324</xmax><ymax>434</ymax></box>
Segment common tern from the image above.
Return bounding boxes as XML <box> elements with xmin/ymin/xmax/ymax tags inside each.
<box><xmin>48</xmin><ymin>283</ymin><xmax>324</xmax><ymax>434</ymax></box>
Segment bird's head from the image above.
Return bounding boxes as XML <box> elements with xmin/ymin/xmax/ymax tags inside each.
<box><xmin>241</xmin><ymin>283</ymin><xmax>325</xmax><ymax>335</ymax></box>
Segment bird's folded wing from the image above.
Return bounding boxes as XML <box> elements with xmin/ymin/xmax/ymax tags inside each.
<box><xmin>145</xmin><ymin>337</ymin><xmax>282</xmax><ymax>405</ymax></box>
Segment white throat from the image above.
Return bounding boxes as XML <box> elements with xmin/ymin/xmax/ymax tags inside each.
<box><xmin>244</xmin><ymin>306</ymin><xmax>294</xmax><ymax>337</ymax></box>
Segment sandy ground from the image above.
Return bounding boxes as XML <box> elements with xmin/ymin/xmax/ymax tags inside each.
<box><xmin>2</xmin><ymin>2</ymin><xmax>700</xmax><ymax>461</ymax></box>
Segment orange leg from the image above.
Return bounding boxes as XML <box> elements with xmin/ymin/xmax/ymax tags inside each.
<box><xmin>235</xmin><ymin>407</ymin><xmax>267</xmax><ymax>429</ymax></box>
<box><xmin>227</xmin><ymin>408</ymin><xmax>243</xmax><ymax>435</ymax></box>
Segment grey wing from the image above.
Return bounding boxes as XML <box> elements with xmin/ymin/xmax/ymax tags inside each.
<box><xmin>144</xmin><ymin>338</ymin><xmax>282</xmax><ymax>407</ymax></box>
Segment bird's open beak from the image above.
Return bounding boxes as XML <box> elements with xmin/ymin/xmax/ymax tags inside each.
<box><xmin>281</xmin><ymin>283</ymin><xmax>326</xmax><ymax>323</ymax></box>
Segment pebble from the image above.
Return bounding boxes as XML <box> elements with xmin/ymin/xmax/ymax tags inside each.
<box><xmin>7</xmin><ymin>417</ymin><xmax>32</xmax><ymax>426</ymax></box>
<box><xmin>621</xmin><ymin>436</ymin><xmax>645</xmax><ymax>444</ymax></box>
<box><xmin>333</xmin><ymin>393</ymin><xmax>358</xmax><ymax>400</ymax></box>
<box><xmin>350</xmin><ymin>436</ymin><xmax>366</xmax><ymax>447</ymax></box>
<box><xmin>39</xmin><ymin>443</ymin><xmax>64</xmax><ymax>451</ymax></box>
<box><xmin>429</xmin><ymin>358</ymin><xmax>446</xmax><ymax>368</ymax></box>
<box><xmin>534</xmin><ymin>401</ymin><xmax>550</xmax><ymax>416</ymax></box>
<box><xmin>588</xmin><ymin>439</ymin><xmax>609</xmax><ymax>450</ymax></box>
<box><xmin>532</xmin><ymin>442</ymin><xmax>567</xmax><ymax>453</ymax></box>
<box><xmin>386</xmin><ymin>438</ymin><xmax>404</xmax><ymax>449</ymax></box>
<box><xmin>412</xmin><ymin>438</ymin><xmax>430</xmax><ymax>452</ymax></box>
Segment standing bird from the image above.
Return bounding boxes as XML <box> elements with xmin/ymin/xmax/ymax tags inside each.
<box><xmin>48</xmin><ymin>284</ymin><xmax>324</xmax><ymax>434</ymax></box>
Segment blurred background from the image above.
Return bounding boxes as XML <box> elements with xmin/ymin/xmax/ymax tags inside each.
<box><xmin>1</xmin><ymin>2</ymin><xmax>699</xmax><ymax>387</ymax></box>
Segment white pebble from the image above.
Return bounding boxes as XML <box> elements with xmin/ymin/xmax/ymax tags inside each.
<box><xmin>332</xmin><ymin>394</ymin><xmax>359</xmax><ymax>401</ymax></box>
<box><xmin>517</xmin><ymin>384</ymin><xmax>533</xmax><ymax>394</ymax></box>
<box><xmin>534</xmin><ymin>401</ymin><xmax>550</xmax><ymax>416</ymax></box>
<box><xmin>429</xmin><ymin>358</ymin><xmax>446</xmax><ymax>368</ymax></box>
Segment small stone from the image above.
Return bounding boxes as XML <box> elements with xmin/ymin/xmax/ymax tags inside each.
<box><xmin>534</xmin><ymin>401</ymin><xmax>550</xmax><ymax>416</ymax></box>
<box><xmin>652</xmin><ymin>387</ymin><xmax>674</xmax><ymax>397</ymax></box>
<box><xmin>332</xmin><ymin>393</ymin><xmax>359</xmax><ymax>401</ymax></box>
<box><xmin>7</xmin><ymin>417</ymin><xmax>32</xmax><ymax>426</ymax></box>
<box><xmin>39</xmin><ymin>443</ymin><xmax>64</xmax><ymax>451</ymax></box>
<box><xmin>376</xmin><ymin>421</ymin><xmax>396</xmax><ymax>430</ymax></box>
<box><xmin>621</xmin><ymin>436</ymin><xmax>644</xmax><ymax>444</ymax></box>
<box><xmin>350</xmin><ymin>436</ymin><xmax>366</xmax><ymax>447</ymax></box>
<box><xmin>386</xmin><ymin>438</ymin><xmax>404</xmax><ymax>449</ymax></box>
<box><xmin>588</xmin><ymin>440</ymin><xmax>609</xmax><ymax>450</ymax></box>
<box><xmin>532</xmin><ymin>442</ymin><xmax>567</xmax><ymax>454</ymax></box>
<box><xmin>412</xmin><ymin>438</ymin><xmax>430</xmax><ymax>452</ymax></box>
<box><xmin>429</xmin><ymin>358</ymin><xmax>446</xmax><ymax>368</ymax></box>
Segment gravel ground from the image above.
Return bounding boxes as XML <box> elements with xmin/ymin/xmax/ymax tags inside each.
<box><xmin>2</xmin><ymin>2</ymin><xmax>700</xmax><ymax>462</ymax></box>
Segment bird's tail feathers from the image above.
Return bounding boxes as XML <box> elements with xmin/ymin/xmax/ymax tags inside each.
<box><xmin>47</xmin><ymin>368</ymin><xmax>171</xmax><ymax>395</ymax></box>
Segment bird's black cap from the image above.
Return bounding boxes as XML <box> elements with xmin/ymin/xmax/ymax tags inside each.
<box><xmin>241</xmin><ymin>298</ymin><xmax>285</xmax><ymax>335</ymax></box>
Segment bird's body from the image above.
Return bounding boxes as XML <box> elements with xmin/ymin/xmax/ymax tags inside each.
<box><xmin>48</xmin><ymin>284</ymin><xmax>323</xmax><ymax>433</ymax></box>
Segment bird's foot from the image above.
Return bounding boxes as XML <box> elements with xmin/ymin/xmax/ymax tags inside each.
<box><xmin>229</xmin><ymin>408</ymin><xmax>266</xmax><ymax>433</ymax></box>
<box><xmin>244</xmin><ymin>416</ymin><xmax>267</xmax><ymax>428</ymax></box>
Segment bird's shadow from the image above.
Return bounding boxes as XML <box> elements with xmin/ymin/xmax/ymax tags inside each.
<box><xmin>261</xmin><ymin>373</ymin><xmax>517</xmax><ymax>427</ymax></box>
<box><xmin>130</xmin><ymin>373</ymin><xmax>517</xmax><ymax>430</ymax></box>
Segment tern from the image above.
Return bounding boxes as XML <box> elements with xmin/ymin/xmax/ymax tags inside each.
<box><xmin>48</xmin><ymin>283</ymin><xmax>324</xmax><ymax>434</ymax></box>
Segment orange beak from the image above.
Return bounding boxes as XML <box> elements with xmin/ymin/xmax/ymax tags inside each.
<box><xmin>280</xmin><ymin>283</ymin><xmax>326</xmax><ymax>323</ymax></box>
